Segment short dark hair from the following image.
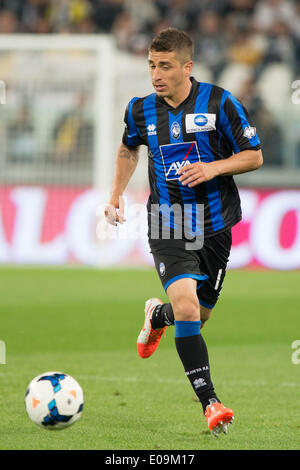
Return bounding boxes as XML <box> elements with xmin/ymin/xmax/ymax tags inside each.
<box><xmin>149</xmin><ymin>27</ymin><xmax>194</xmax><ymax>63</ymax></box>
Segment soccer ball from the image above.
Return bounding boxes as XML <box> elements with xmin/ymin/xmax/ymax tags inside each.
<box><xmin>25</xmin><ymin>371</ymin><xmax>84</xmax><ymax>430</ymax></box>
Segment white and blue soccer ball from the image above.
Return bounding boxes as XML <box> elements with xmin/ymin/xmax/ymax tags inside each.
<box><xmin>25</xmin><ymin>371</ymin><xmax>84</xmax><ymax>430</ymax></box>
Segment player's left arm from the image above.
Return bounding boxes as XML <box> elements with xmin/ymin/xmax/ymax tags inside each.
<box><xmin>178</xmin><ymin>149</ymin><xmax>263</xmax><ymax>187</ymax></box>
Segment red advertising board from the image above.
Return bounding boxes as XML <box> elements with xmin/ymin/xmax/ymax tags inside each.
<box><xmin>0</xmin><ymin>186</ymin><xmax>299</xmax><ymax>269</ymax></box>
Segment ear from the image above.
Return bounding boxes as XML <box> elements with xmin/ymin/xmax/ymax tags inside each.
<box><xmin>184</xmin><ymin>60</ymin><xmax>193</xmax><ymax>77</ymax></box>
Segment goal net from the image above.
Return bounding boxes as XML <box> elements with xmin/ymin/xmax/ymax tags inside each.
<box><xmin>0</xmin><ymin>34</ymin><xmax>123</xmax><ymax>266</ymax></box>
<box><xmin>0</xmin><ymin>34</ymin><xmax>114</xmax><ymax>189</ymax></box>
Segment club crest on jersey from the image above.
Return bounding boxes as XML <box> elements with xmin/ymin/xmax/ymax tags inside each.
<box><xmin>160</xmin><ymin>141</ymin><xmax>200</xmax><ymax>181</ymax></box>
<box><xmin>170</xmin><ymin>121</ymin><xmax>181</xmax><ymax>140</ymax></box>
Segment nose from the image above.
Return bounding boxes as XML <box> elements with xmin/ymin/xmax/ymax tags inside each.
<box><xmin>152</xmin><ymin>67</ymin><xmax>162</xmax><ymax>82</ymax></box>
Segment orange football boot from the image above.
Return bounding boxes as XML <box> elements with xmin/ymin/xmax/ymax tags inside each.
<box><xmin>205</xmin><ymin>401</ymin><xmax>234</xmax><ymax>437</ymax></box>
<box><xmin>137</xmin><ymin>298</ymin><xmax>166</xmax><ymax>358</ymax></box>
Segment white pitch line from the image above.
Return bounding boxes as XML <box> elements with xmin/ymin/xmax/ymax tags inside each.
<box><xmin>0</xmin><ymin>372</ymin><xmax>298</xmax><ymax>388</ymax></box>
<box><xmin>76</xmin><ymin>375</ymin><xmax>187</xmax><ymax>385</ymax></box>
<box><xmin>75</xmin><ymin>375</ymin><xmax>299</xmax><ymax>388</ymax></box>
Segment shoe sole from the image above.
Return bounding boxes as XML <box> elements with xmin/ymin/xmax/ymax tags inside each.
<box><xmin>211</xmin><ymin>416</ymin><xmax>234</xmax><ymax>437</ymax></box>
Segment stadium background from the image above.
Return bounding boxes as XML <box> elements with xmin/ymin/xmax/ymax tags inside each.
<box><xmin>0</xmin><ymin>0</ymin><xmax>300</xmax><ymax>452</ymax></box>
<box><xmin>0</xmin><ymin>0</ymin><xmax>299</xmax><ymax>269</ymax></box>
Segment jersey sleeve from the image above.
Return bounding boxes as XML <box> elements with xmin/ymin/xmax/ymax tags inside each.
<box><xmin>122</xmin><ymin>97</ymin><xmax>143</xmax><ymax>148</ymax></box>
<box><xmin>219</xmin><ymin>91</ymin><xmax>261</xmax><ymax>154</ymax></box>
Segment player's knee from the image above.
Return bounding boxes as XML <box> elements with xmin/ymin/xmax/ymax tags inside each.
<box><xmin>200</xmin><ymin>317</ymin><xmax>210</xmax><ymax>329</ymax></box>
<box><xmin>200</xmin><ymin>307</ymin><xmax>212</xmax><ymax>327</ymax></box>
<box><xmin>172</xmin><ymin>296</ymin><xmax>200</xmax><ymax>321</ymax></box>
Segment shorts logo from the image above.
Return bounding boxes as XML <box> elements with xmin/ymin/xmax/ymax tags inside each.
<box><xmin>170</xmin><ymin>121</ymin><xmax>181</xmax><ymax>140</ymax></box>
<box><xmin>186</xmin><ymin>113</ymin><xmax>216</xmax><ymax>133</ymax></box>
<box><xmin>160</xmin><ymin>141</ymin><xmax>201</xmax><ymax>181</ymax></box>
<box><xmin>159</xmin><ymin>262</ymin><xmax>166</xmax><ymax>276</ymax></box>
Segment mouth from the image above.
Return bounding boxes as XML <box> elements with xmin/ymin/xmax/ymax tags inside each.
<box><xmin>154</xmin><ymin>83</ymin><xmax>167</xmax><ymax>93</ymax></box>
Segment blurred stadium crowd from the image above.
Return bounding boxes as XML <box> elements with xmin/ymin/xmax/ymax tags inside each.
<box><xmin>0</xmin><ymin>0</ymin><xmax>299</xmax><ymax>76</ymax></box>
<box><xmin>0</xmin><ymin>0</ymin><xmax>299</xmax><ymax>170</ymax></box>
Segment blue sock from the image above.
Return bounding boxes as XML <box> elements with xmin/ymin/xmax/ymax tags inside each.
<box><xmin>174</xmin><ymin>320</ymin><xmax>201</xmax><ymax>338</ymax></box>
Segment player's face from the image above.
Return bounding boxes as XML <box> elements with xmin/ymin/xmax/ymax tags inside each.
<box><xmin>148</xmin><ymin>50</ymin><xmax>193</xmax><ymax>105</ymax></box>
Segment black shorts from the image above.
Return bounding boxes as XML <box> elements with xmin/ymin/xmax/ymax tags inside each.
<box><xmin>149</xmin><ymin>229</ymin><xmax>232</xmax><ymax>309</ymax></box>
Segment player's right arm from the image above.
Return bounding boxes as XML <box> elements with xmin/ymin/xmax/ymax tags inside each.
<box><xmin>105</xmin><ymin>97</ymin><xmax>143</xmax><ymax>225</ymax></box>
<box><xmin>105</xmin><ymin>143</ymin><xmax>140</xmax><ymax>226</ymax></box>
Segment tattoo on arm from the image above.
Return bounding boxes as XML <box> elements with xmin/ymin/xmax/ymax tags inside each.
<box><xmin>119</xmin><ymin>146</ymin><xmax>139</xmax><ymax>163</ymax></box>
<box><xmin>119</xmin><ymin>147</ymin><xmax>131</xmax><ymax>159</ymax></box>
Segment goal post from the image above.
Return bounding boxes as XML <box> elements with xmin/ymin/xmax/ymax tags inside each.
<box><xmin>0</xmin><ymin>34</ymin><xmax>115</xmax><ymax>192</ymax></box>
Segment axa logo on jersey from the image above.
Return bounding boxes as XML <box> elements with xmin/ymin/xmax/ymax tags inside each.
<box><xmin>160</xmin><ymin>141</ymin><xmax>200</xmax><ymax>181</ymax></box>
<box><xmin>165</xmin><ymin>160</ymin><xmax>191</xmax><ymax>179</ymax></box>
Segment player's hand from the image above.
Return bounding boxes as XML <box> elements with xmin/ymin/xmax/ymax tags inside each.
<box><xmin>104</xmin><ymin>196</ymin><xmax>126</xmax><ymax>226</ymax></box>
<box><xmin>178</xmin><ymin>162</ymin><xmax>219</xmax><ymax>187</ymax></box>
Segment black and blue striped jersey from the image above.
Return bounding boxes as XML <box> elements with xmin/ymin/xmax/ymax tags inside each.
<box><xmin>122</xmin><ymin>77</ymin><xmax>261</xmax><ymax>238</ymax></box>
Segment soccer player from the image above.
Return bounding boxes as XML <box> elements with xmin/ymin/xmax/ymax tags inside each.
<box><xmin>105</xmin><ymin>28</ymin><xmax>263</xmax><ymax>437</ymax></box>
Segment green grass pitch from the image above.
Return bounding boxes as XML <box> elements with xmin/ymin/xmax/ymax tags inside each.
<box><xmin>0</xmin><ymin>266</ymin><xmax>299</xmax><ymax>450</ymax></box>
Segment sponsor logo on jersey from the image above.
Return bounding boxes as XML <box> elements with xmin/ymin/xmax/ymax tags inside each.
<box><xmin>165</xmin><ymin>160</ymin><xmax>191</xmax><ymax>179</ymax></box>
<box><xmin>160</xmin><ymin>141</ymin><xmax>200</xmax><ymax>181</ymax></box>
<box><xmin>185</xmin><ymin>113</ymin><xmax>216</xmax><ymax>133</ymax></box>
<box><xmin>194</xmin><ymin>114</ymin><xmax>208</xmax><ymax>126</ymax></box>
